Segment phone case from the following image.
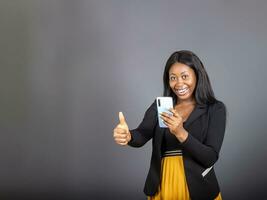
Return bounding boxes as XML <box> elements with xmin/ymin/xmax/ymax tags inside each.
<box><xmin>156</xmin><ymin>97</ymin><xmax>173</xmax><ymax>128</ymax></box>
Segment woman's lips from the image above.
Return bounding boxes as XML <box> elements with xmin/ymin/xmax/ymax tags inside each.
<box><xmin>175</xmin><ymin>87</ymin><xmax>189</xmax><ymax>96</ymax></box>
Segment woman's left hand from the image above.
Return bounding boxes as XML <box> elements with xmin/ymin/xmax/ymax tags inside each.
<box><xmin>160</xmin><ymin>109</ymin><xmax>188</xmax><ymax>142</ymax></box>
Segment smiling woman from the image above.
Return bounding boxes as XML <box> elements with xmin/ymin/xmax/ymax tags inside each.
<box><xmin>113</xmin><ymin>50</ymin><xmax>226</xmax><ymax>200</ymax></box>
<box><xmin>168</xmin><ymin>63</ymin><xmax>197</xmax><ymax>103</ymax></box>
<box><xmin>163</xmin><ymin>50</ymin><xmax>216</xmax><ymax>106</ymax></box>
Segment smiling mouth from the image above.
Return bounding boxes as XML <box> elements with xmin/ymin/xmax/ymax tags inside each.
<box><xmin>175</xmin><ymin>87</ymin><xmax>189</xmax><ymax>95</ymax></box>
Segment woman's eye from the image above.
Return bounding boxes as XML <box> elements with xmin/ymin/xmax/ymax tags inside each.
<box><xmin>170</xmin><ymin>76</ymin><xmax>176</xmax><ymax>81</ymax></box>
<box><xmin>182</xmin><ymin>75</ymin><xmax>188</xmax><ymax>79</ymax></box>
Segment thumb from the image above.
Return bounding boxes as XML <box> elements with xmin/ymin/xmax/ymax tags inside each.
<box><xmin>119</xmin><ymin>112</ymin><xmax>126</xmax><ymax>125</ymax></box>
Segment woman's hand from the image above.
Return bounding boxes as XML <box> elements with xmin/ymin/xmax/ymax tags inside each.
<box><xmin>160</xmin><ymin>109</ymin><xmax>188</xmax><ymax>142</ymax></box>
<box><xmin>113</xmin><ymin>112</ymin><xmax>131</xmax><ymax>146</ymax></box>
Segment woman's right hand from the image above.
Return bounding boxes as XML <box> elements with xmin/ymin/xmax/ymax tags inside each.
<box><xmin>113</xmin><ymin>112</ymin><xmax>131</xmax><ymax>146</ymax></box>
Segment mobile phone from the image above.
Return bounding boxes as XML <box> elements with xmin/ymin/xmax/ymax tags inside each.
<box><xmin>156</xmin><ymin>97</ymin><xmax>173</xmax><ymax>128</ymax></box>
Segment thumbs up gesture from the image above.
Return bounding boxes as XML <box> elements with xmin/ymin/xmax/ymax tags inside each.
<box><xmin>113</xmin><ymin>112</ymin><xmax>131</xmax><ymax>146</ymax></box>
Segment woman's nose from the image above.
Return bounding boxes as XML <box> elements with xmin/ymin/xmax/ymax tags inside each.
<box><xmin>175</xmin><ymin>77</ymin><xmax>184</xmax><ymax>85</ymax></box>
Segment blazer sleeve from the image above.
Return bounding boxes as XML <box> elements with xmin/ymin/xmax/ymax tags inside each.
<box><xmin>128</xmin><ymin>101</ymin><xmax>157</xmax><ymax>147</ymax></box>
<box><xmin>181</xmin><ymin>101</ymin><xmax>226</xmax><ymax>168</ymax></box>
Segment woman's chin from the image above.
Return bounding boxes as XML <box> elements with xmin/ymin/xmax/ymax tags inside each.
<box><xmin>176</xmin><ymin>93</ymin><xmax>194</xmax><ymax>102</ymax></box>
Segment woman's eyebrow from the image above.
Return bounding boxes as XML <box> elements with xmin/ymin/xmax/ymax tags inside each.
<box><xmin>169</xmin><ymin>71</ymin><xmax>189</xmax><ymax>75</ymax></box>
<box><xmin>181</xmin><ymin>71</ymin><xmax>189</xmax><ymax>75</ymax></box>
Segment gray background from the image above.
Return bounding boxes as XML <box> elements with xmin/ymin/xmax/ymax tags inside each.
<box><xmin>1</xmin><ymin>0</ymin><xmax>267</xmax><ymax>199</ymax></box>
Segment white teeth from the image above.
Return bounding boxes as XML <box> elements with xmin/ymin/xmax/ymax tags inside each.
<box><xmin>176</xmin><ymin>87</ymin><xmax>189</xmax><ymax>95</ymax></box>
<box><xmin>178</xmin><ymin>88</ymin><xmax>187</xmax><ymax>92</ymax></box>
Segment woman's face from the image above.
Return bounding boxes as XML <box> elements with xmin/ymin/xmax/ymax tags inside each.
<box><xmin>169</xmin><ymin>62</ymin><xmax>197</xmax><ymax>102</ymax></box>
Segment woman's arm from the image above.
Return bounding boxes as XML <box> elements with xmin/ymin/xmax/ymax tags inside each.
<box><xmin>128</xmin><ymin>101</ymin><xmax>157</xmax><ymax>147</ymax></box>
<box><xmin>181</xmin><ymin>101</ymin><xmax>226</xmax><ymax>168</ymax></box>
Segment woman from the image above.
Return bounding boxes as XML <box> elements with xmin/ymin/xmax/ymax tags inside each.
<box><xmin>113</xmin><ymin>50</ymin><xmax>226</xmax><ymax>200</ymax></box>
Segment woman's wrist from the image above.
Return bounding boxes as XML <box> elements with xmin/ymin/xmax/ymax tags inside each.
<box><xmin>175</xmin><ymin>128</ymin><xmax>188</xmax><ymax>143</ymax></box>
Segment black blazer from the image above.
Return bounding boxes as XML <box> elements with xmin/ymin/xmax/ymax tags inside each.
<box><xmin>128</xmin><ymin>100</ymin><xmax>226</xmax><ymax>200</ymax></box>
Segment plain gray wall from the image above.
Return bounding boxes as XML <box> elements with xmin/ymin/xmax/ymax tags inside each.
<box><xmin>1</xmin><ymin>0</ymin><xmax>267</xmax><ymax>199</ymax></box>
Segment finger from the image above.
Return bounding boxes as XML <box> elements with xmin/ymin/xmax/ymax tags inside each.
<box><xmin>117</xmin><ymin>124</ymin><xmax>128</xmax><ymax>130</ymax></box>
<box><xmin>161</xmin><ymin>113</ymin><xmax>176</xmax><ymax>123</ymax></box>
<box><xmin>115</xmin><ymin>138</ymin><xmax>127</xmax><ymax>143</ymax></box>
<box><xmin>162</xmin><ymin>118</ymin><xmax>171</xmax><ymax>126</ymax></box>
<box><xmin>114</xmin><ymin>127</ymin><xmax>128</xmax><ymax>134</ymax></box>
<box><xmin>169</xmin><ymin>108</ymin><xmax>179</xmax><ymax>117</ymax></box>
<box><xmin>160</xmin><ymin>112</ymin><xmax>173</xmax><ymax>119</ymax></box>
<box><xmin>169</xmin><ymin>108</ymin><xmax>176</xmax><ymax>113</ymax></box>
<box><xmin>115</xmin><ymin>139</ymin><xmax>128</xmax><ymax>145</ymax></box>
<box><xmin>170</xmin><ymin>109</ymin><xmax>177</xmax><ymax>117</ymax></box>
<box><xmin>161</xmin><ymin>115</ymin><xmax>180</xmax><ymax>129</ymax></box>
<box><xmin>119</xmin><ymin>112</ymin><xmax>126</xmax><ymax>125</ymax></box>
<box><xmin>118</xmin><ymin>141</ymin><xmax>128</xmax><ymax>146</ymax></box>
<box><xmin>113</xmin><ymin>132</ymin><xmax>127</xmax><ymax>139</ymax></box>
<box><xmin>162</xmin><ymin>119</ymin><xmax>172</xmax><ymax>128</ymax></box>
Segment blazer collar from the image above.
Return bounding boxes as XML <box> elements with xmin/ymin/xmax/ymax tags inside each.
<box><xmin>183</xmin><ymin>104</ymin><xmax>208</xmax><ymax>127</ymax></box>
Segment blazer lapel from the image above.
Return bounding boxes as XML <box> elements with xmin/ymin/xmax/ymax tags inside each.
<box><xmin>184</xmin><ymin>104</ymin><xmax>208</xmax><ymax>128</ymax></box>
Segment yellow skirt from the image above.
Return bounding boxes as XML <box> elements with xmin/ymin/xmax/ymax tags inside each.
<box><xmin>148</xmin><ymin>156</ymin><xmax>222</xmax><ymax>200</ymax></box>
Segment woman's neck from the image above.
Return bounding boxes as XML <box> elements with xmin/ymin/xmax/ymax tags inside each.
<box><xmin>176</xmin><ymin>98</ymin><xmax>196</xmax><ymax>106</ymax></box>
